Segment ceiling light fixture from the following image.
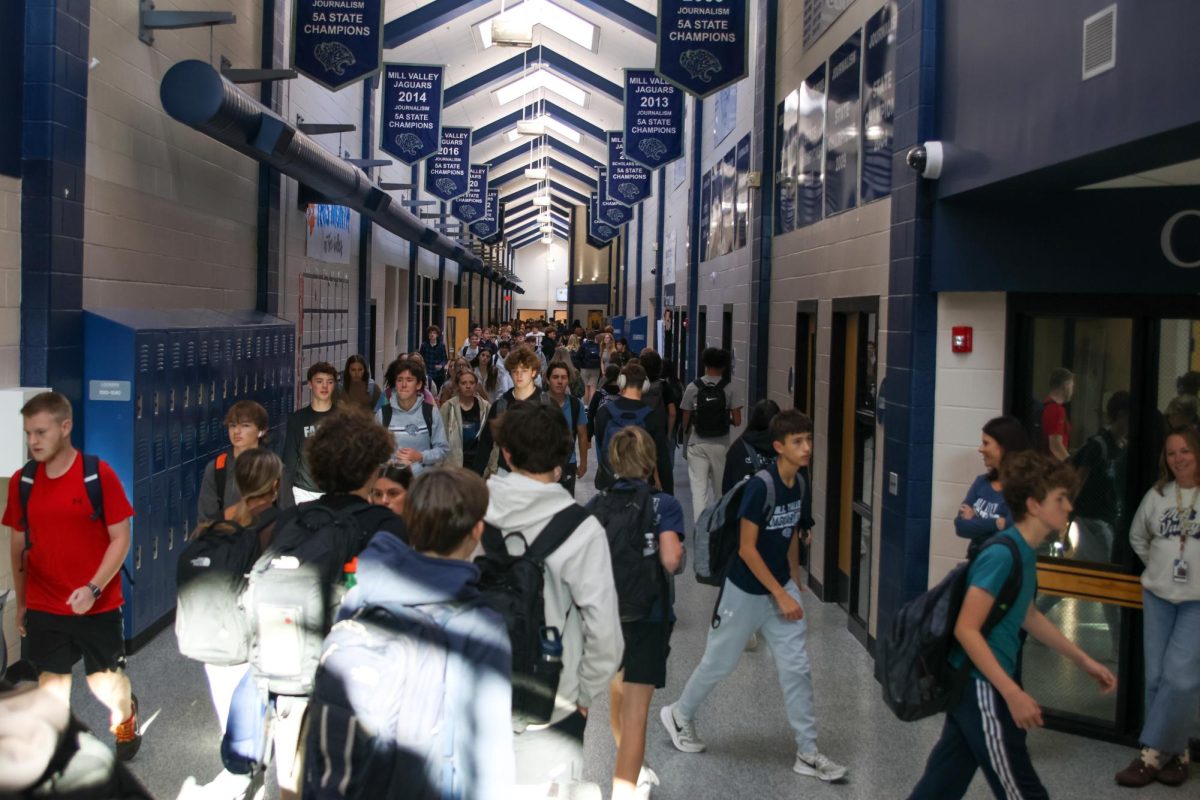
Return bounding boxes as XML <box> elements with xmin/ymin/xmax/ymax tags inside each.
<box><xmin>495</xmin><ymin>69</ymin><xmax>587</xmax><ymax>107</ymax></box>
<box><xmin>477</xmin><ymin>0</ymin><xmax>598</xmax><ymax>52</ymax></box>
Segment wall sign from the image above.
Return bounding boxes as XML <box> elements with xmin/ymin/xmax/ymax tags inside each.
<box><xmin>824</xmin><ymin>31</ymin><xmax>861</xmax><ymax>216</ymax></box>
<box><xmin>305</xmin><ymin>203</ymin><xmax>352</xmax><ymax>264</ymax></box>
<box><xmin>470</xmin><ymin>190</ymin><xmax>501</xmax><ymax>240</ymax></box>
<box><xmin>624</xmin><ymin>69</ymin><xmax>685</xmax><ymax>169</ymax></box>
<box><xmin>380</xmin><ymin>64</ymin><xmax>443</xmax><ymax>165</ymax></box>
<box><xmin>798</xmin><ymin>64</ymin><xmax>826</xmax><ymax>227</ymax></box>
<box><xmin>861</xmin><ymin>5</ymin><xmax>896</xmax><ymax>202</ymax></box>
<box><xmin>589</xmin><ymin>193</ymin><xmax>620</xmax><ymax>244</ymax></box>
<box><xmin>292</xmin><ymin>0</ymin><xmax>384</xmax><ymax>91</ymax></box>
<box><xmin>1162</xmin><ymin>210</ymin><xmax>1200</xmax><ymax>268</ymax></box>
<box><xmin>656</xmin><ymin>0</ymin><xmax>748</xmax><ymax>98</ymax></box>
<box><xmin>803</xmin><ymin>0</ymin><xmax>856</xmax><ymax>49</ymax></box>
<box><xmin>451</xmin><ymin>165</ymin><xmax>488</xmax><ymax>224</ymax></box>
<box><xmin>425</xmin><ymin>126</ymin><xmax>471</xmax><ymax>201</ymax></box>
<box><xmin>597</xmin><ymin>167</ymin><xmax>634</xmax><ymax>227</ymax></box>
<box><xmin>607</xmin><ymin>131</ymin><xmax>652</xmax><ymax>207</ymax></box>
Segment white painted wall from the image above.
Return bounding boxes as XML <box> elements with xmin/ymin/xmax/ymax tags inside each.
<box><xmin>929</xmin><ymin>292</ymin><xmax>1007</xmax><ymax>587</ymax></box>
<box><xmin>513</xmin><ymin>238</ymin><xmax>569</xmax><ymax>318</ymax></box>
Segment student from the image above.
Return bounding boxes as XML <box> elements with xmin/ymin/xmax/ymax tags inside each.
<box><xmin>906</xmin><ymin>452</ymin><xmax>1116</xmax><ymax>799</ymax></box>
<box><xmin>4</xmin><ymin>392</ymin><xmax>140</xmax><ymax>759</ymax></box>
<box><xmin>681</xmin><ymin>347</ymin><xmax>744</xmax><ymax>521</ymax></box>
<box><xmin>441</xmin><ymin>368</ymin><xmax>491</xmax><ymax>469</ymax></box>
<box><xmin>545</xmin><ymin>361</ymin><xmax>589</xmax><ymax>496</ymax></box>
<box><xmin>375</xmin><ymin>357</ymin><xmax>449</xmax><ymax>476</ymax></box>
<box><xmin>369</xmin><ymin>462</ymin><xmax>412</xmax><ymax>517</ymax></box>
<box><xmin>472</xmin><ymin>345</ymin><xmax>547</xmax><ymax>476</ymax></box>
<box><xmin>1041</xmin><ymin>367</ymin><xmax>1075</xmax><ymax>461</ymax></box>
<box><xmin>282</xmin><ymin>362</ymin><xmax>337</xmax><ymax>506</ymax></box>
<box><xmin>637</xmin><ymin>349</ymin><xmax>677</xmax><ymax>495</ymax></box>
<box><xmin>308</xmin><ymin>467</ymin><xmax>514</xmax><ymax>800</ymax></box>
<box><xmin>461</xmin><ymin>330</ymin><xmax>482</xmax><ymax>363</ymax></box>
<box><xmin>339</xmin><ymin>354</ymin><xmax>380</xmax><ymax>413</ymax></box>
<box><xmin>419</xmin><ymin>324</ymin><xmax>449</xmax><ymax>388</ymax></box>
<box><xmin>578</xmin><ymin>332</ymin><xmax>603</xmax><ymax>404</ymax></box>
<box><xmin>956</xmin><ymin>416</ymin><xmax>1031</xmax><ymax>558</ymax></box>
<box><xmin>588</xmin><ymin>364</ymin><xmax>622</xmax><ymax>442</ymax></box>
<box><xmin>476</xmin><ymin>348</ymin><xmax>504</xmax><ymax>402</ymax></box>
<box><xmin>593</xmin><ymin>363</ymin><xmax>670</xmax><ymax>492</ymax></box>
<box><xmin>589</xmin><ymin>427</ymin><xmax>684</xmax><ymax>800</ymax></box>
<box><xmin>197</xmin><ymin>399</ymin><xmax>269</xmax><ymax>523</ymax></box>
<box><xmin>485</xmin><ymin>401</ymin><xmax>623</xmax><ymax>790</ymax></box>
<box><xmin>722</xmin><ymin>399</ymin><xmax>780</xmax><ymax>493</ymax></box>
<box><xmin>661</xmin><ymin>410</ymin><xmax>847</xmax><ymax>783</ymax></box>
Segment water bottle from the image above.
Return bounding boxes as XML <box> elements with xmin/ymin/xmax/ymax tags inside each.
<box><xmin>343</xmin><ymin>557</ymin><xmax>358</xmax><ymax>589</ymax></box>
<box><xmin>540</xmin><ymin>626</ymin><xmax>563</xmax><ymax>666</ymax></box>
<box><xmin>642</xmin><ymin>532</ymin><xmax>658</xmax><ymax>558</ymax></box>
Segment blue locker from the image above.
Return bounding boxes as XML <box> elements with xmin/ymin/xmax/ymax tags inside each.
<box><xmin>133</xmin><ymin>334</ymin><xmax>153</xmax><ymax>482</ymax></box>
<box><xmin>196</xmin><ymin>332</ymin><xmax>212</xmax><ymax>456</ymax></box>
<box><xmin>124</xmin><ymin>479</ymin><xmax>153</xmax><ymax>639</ymax></box>
<box><xmin>180</xmin><ymin>458</ymin><xmax>196</xmax><ymax>538</ymax></box>
<box><xmin>180</xmin><ymin>331</ymin><xmax>198</xmax><ymax>465</ymax></box>
<box><xmin>190</xmin><ymin>458</ymin><xmax>207</xmax><ymax>526</ymax></box>
<box><xmin>166</xmin><ymin>333</ymin><xmax>184</xmax><ymax>469</ymax></box>
<box><xmin>149</xmin><ymin>473</ymin><xmax>167</xmax><ymax>617</ymax></box>
<box><xmin>151</xmin><ymin>334</ymin><xmax>168</xmax><ymax>474</ymax></box>
<box><xmin>161</xmin><ymin>467</ymin><xmax>182</xmax><ymax>611</ymax></box>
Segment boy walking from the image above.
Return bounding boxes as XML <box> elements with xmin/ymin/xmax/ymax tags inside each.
<box><xmin>661</xmin><ymin>410</ymin><xmax>846</xmax><ymax>782</ymax></box>
<box><xmin>282</xmin><ymin>362</ymin><xmax>337</xmax><ymax>506</ymax></box>
<box><xmin>680</xmin><ymin>347</ymin><xmax>743</xmax><ymax>521</ymax></box>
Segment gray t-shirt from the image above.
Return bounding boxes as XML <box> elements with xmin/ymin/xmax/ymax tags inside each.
<box><xmin>681</xmin><ymin>375</ymin><xmax>744</xmax><ymax>444</ymax></box>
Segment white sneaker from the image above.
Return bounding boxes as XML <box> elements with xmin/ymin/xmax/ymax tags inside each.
<box><xmin>794</xmin><ymin>751</ymin><xmax>847</xmax><ymax>782</ymax></box>
<box><xmin>660</xmin><ymin>703</ymin><xmax>706</xmax><ymax>753</ymax></box>
<box><xmin>744</xmin><ymin>632</ymin><xmax>760</xmax><ymax>652</ymax></box>
<box><xmin>637</xmin><ymin>763</ymin><xmax>660</xmax><ymax>787</ymax></box>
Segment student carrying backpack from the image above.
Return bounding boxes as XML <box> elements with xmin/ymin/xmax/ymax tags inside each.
<box><xmin>593</xmin><ymin>363</ymin><xmax>668</xmax><ymax>491</ymax></box>
<box><xmin>589</xmin><ymin>481</ymin><xmax>663</xmax><ymax>621</ymax></box>
<box><xmin>691</xmin><ymin>377</ymin><xmax>731</xmax><ymax>438</ymax></box>
<box><xmin>580</xmin><ymin>339</ymin><xmax>601</xmax><ymax>370</ymax></box>
<box><xmin>693</xmin><ymin>469</ymin><xmax>776</xmax><ymax>589</ymax></box>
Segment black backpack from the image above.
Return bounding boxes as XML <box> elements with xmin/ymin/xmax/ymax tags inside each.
<box><xmin>581</xmin><ymin>341</ymin><xmax>601</xmax><ymax>369</ymax></box>
<box><xmin>692</xmin><ymin>378</ymin><xmax>731</xmax><ymax>438</ymax></box>
<box><xmin>175</xmin><ymin>510</ymin><xmax>278</xmax><ymax>666</ymax></box>
<box><xmin>380</xmin><ymin>402</ymin><xmax>435</xmax><ymax>441</ymax></box>
<box><xmin>589</xmin><ymin>482</ymin><xmax>663</xmax><ymax>622</ymax></box>
<box><xmin>878</xmin><ymin>535</ymin><xmax>1024</xmax><ymax>722</ymax></box>
<box><xmin>596</xmin><ymin>401</ymin><xmax>655</xmax><ymax>490</ymax></box>
<box><xmin>475</xmin><ymin>504</ymin><xmax>590</xmax><ymax>729</ymax></box>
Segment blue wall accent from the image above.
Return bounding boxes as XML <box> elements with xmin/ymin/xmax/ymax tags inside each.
<box><xmin>747</xmin><ymin>0</ymin><xmax>778</xmax><ymax>405</ymax></box>
<box><xmin>653</xmin><ymin>170</ymin><xmax>664</xmax><ymax>321</ymax></box>
<box><xmin>574</xmin><ymin>283</ymin><xmax>610</xmax><ymax>305</ymax></box>
<box><xmin>635</xmin><ymin>201</ymin><xmax>644</xmax><ymax>317</ymax></box>
<box><xmin>938</xmin><ymin>0</ymin><xmax>1200</xmax><ymax>198</ymax></box>
<box><xmin>383</xmin><ymin>0</ymin><xmax>490</xmax><ymax>48</ymax></box>
<box><xmin>357</xmin><ymin>76</ymin><xmax>374</xmax><ymax>356</ymax></box>
<box><xmin>876</xmin><ymin>0</ymin><xmax>939</xmax><ymax>641</ymax></box>
<box><xmin>21</xmin><ymin>0</ymin><xmax>90</xmax><ymax>430</ymax></box>
<box><xmin>444</xmin><ymin>46</ymin><xmax>623</xmax><ymax>106</ymax></box>
<box><xmin>686</xmin><ymin>98</ymin><xmax>703</xmax><ymax>382</ymax></box>
<box><xmin>0</xmin><ymin>2</ymin><xmax>24</xmax><ymax>177</ymax></box>
<box><xmin>575</xmin><ymin>0</ymin><xmax>655</xmax><ymax>39</ymax></box>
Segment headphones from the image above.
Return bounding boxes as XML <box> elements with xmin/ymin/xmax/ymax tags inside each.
<box><xmin>617</xmin><ymin>374</ymin><xmax>651</xmax><ymax>392</ymax></box>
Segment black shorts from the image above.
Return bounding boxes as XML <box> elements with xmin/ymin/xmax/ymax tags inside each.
<box><xmin>620</xmin><ymin>620</ymin><xmax>673</xmax><ymax>688</ymax></box>
<box><xmin>25</xmin><ymin>609</ymin><xmax>127</xmax><ymax>676</ymax></box>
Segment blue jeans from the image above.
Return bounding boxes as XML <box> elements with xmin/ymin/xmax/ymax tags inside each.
<box><xmin>676</xmin><ymin>579</ymin><xmax>818</xmax><ymax>753</ymax></box>
<box><xmin>1140</xmin><ymin>589</ymin><xmax>1200</xmax><ymax>754</ymax></box>
<box><xmin>222</xmin><ymin>667</ymin><xmax>267</xmax><ymax>773</ymax></box>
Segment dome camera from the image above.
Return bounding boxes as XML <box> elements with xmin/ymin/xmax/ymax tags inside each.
<box><xmin>906</xmin><ymin>141</ymin><xmax>944</xmax><ymax>179</ymax></box>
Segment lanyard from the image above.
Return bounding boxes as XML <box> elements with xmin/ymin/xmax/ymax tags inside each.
<box><xmin>1174</xmin><ymin>483</ymin><xmax>1198</xmax><ymax>557</ymax></box>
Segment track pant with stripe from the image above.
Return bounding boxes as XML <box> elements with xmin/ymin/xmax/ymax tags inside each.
<box><xmin>907</xmin><ymin>678</ymin><xmax>1048</xmax><ymax>800</ymax></box>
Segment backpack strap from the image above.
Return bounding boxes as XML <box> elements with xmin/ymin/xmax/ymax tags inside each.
<box><xmin>752</xmin><ymin>469</ymin><xmax>776</xmax><ymax>519</ymax></box>
<box><xmin>80</xmin><ymin>454</ymin><xmax>105</xmax><ymax>523</ymax></box>
<box><xmin>381</xmin><ymin>404</ymin><xmax>393</xmax><ymax>428</ymax></box>
<box><xmin>525</xmin><ymin>505</ymin><xmax>591</xmax><ymax>565</ymax></box>
<box><xmin>18</xmin><ymin>459</ymin><xmax>38</xmax><ymax>554</ymax></box>
<box><xmin>978</xmin><ymin>536</ymin><xmax>1024</xmax><ymax>637</ymax></box>
<box><xmin>421</xmin><ymin>402</ymin><xmax>435</xmax><ymax>440</ymax></box>
<box><xmin>214</xmin><ymin>450</ymin><xmax>230</xmax><ymax>509</ymax></box>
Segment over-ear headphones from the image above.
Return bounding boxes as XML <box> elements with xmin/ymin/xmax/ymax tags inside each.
<box><xmin>617</xmin><ymin>374</ymin><xmax>627</xmax><ymax>390</ymax></box>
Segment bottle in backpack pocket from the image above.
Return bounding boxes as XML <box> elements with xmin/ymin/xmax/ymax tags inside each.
<box><xmin>515</xmin><ymin>626</ymin><xmax>563</xmax><ymax>727</ymax></box>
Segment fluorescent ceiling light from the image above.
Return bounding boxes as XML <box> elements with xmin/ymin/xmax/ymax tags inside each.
<box><xmin>533</xmin><ymin>195</ymin><xmax>552</xmax><ymax>206</ymax></box>
<box><xmin>477</xmin><ymin>0</ymin><xmax>598</xmax><ymax>52</ymax></box>
<box><xmin>525</xmin><ymin>167</ymin><xmax>549</xmax><ymax>180</ymax></box>
<box><xmin>495</xmin><ymin>69</ymin><xmax>587</xmax><ymax>107</ymax></box>
<box><xmin>490</xmin><ymin>17</ymin><xmax>533</xmax><ymax>47</ymax></box>
<box><xmin>540</xmin><ymin>224</ymin><xmax>553</xmax><ymax>233</ymax></box>
<box><xmin>537</xmin><ymin>213</ymin><xmax>553</xmax><ymax>223</ymax></box>
<box><xmin>507</xmin><ymin>115</ymin><xmax>581</xmax><ymax>144</ymax></box>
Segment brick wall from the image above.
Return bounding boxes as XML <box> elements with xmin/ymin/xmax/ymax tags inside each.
<box><xmin>0</xmin><ymin>176</ymin><xmax>20</xmax><ymax>386</ymax></box>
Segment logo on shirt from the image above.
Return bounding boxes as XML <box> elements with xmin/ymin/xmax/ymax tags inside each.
<box><xmin>768</xmin><ymin>500</ymin><xmax>803</xmax><ymax>536</ymax></box>
<box><xmin>973</xmin><ymin>497</ymin><xmax>1001</xmax><ymax>519</ymax></box>
<box><xmin>1158</xmin><ymin>508</ymin><xmax>1200</xmax><ymax>540</ymax></box>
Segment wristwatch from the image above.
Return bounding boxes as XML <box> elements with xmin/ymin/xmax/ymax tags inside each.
<box><xmin>86</xmin><ymin>582</ymin><xmax>102</xmax><ymax>599</ymax></box>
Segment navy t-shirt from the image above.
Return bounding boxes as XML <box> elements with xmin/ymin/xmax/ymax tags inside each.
<box><xmin>726</xmin><ymin>464</ymin><xmax>805</xmax><ymax>595</ymax></box>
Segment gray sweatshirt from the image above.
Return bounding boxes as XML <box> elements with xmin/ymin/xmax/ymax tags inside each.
<box><xmin>375</xmin><ymin>395</ymin><xmax>449</xmax><ymax>476</ymax></box>
<box><xmin>1130</xmin><ymin>482</ymin><xmax>1200</xmax><ymax>603</ymax></box>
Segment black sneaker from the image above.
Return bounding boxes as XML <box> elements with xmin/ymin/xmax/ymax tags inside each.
<box><xmin>113</xmin><ymin>693</ymin><xmax>142</xmax><ymax>761</ymax></box>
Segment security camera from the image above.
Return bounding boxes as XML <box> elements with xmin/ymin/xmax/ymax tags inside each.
<box><xmin>906</xmin><ymin>141</ymin><xmax>944</xmax><ymax>180</ymax></box>
<box><xmin>649</xmin><ymin>268</ymin><xmax>657</xmax><ymax>275</ymax></box>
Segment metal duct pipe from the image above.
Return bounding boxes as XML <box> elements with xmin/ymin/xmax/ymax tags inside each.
<box><xmin>160</xmin><ymin>60</ymin><xmax>483</xmax><ymax>272</ymax></box>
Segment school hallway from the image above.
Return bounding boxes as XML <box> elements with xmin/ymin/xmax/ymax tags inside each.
<box><xmin>62</xmin><ymin>452</ymin><xmax>1187</xmax><ymax>800</ymax></box>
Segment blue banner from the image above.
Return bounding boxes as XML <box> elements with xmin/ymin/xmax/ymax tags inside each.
<box><xmin>623</xmin><ymin>70</ymin><xmax>685</xmax><ymax>169</ymax></box>
<box><xmin>469</xmin><ymin>189</ymin><xmax>500</xmax><ymax>240</ymax></box>
<box><xmin>656</xmin><ymin>0</ymin><xmax>748</xmax><ymax>98</ymax></box>
<box><xmin>380</xmin><ymin>64</ymin><xmax>443</xmax><ymax>165</ymax></box>
<box><xmin>292</xmin><ymin>0</ymin><xmax>383</xmax><ymax>91</ymax></box>
<box><xmin>424</xmin><ymin>126</ymin><xmax>471</xmax><ymax>201</ymax></box>
<box><xmin>861</xmin><ymin>6</ymin><xmax>896</xmax><ymax>202</ymax></box>
<box><xmin>606</xmin><ymin>131</ymin><xmax>652</xmax><ymax>207</ymax></box>
<box><xmin>597</xmin><ymin>167</ymin><xmax>634</xmax><ymax>227</ymax></box>
<box><xmin>451</xmin><ymin>165</ymin><xmax>488</xmax><ymax>224</ymax></box>
<box><xmin>589</xmin><ymin>193</ymin><xmax>619</xmax><ymax>244</ymax></box>
<box><xmin>825</xmin><ymin>31</ymin><xmax>861</xmax><ymax>216</ymax></box>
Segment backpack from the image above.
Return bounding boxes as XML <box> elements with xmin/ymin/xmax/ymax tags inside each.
<box><xmin>380</xmin><ymin>402</ymin><xmax>436</xmax><ymax>444</ymax></box>
<box><xmin>243</xmin><ymin>503</ymin><xmax>387</xmax><ymax>695</ymax></box>
<box><xmin>692</xmin><ymin>377</ymin><xmax>731</xmax><ymax>438</ymax></box>
<box><xmin>475</xmin><ymin>504</ymin><xmax>590</xmax><ymax>729</ymax></box>
<box><xmin>589</xmin><ymin>482</ymin><xmax>663</xmax><ymax>622</ymax></box>
<box><xmin>878</xmin><ymin>535</ymin><xmax>1024</xmax><ymax>722</ymax></box>
<box><xmin>581</xmin><ymin>341</ymin><xmax>601</xmax><ymax>369</ymax></box>
<box><xmin>19</xmin><ymin>454</ymin><xmax>105</xmax><ymax>553</ymax></box>
<box><xmin>693</xmin><ymin>469</ymin><xmax>776</xmax><ymax>587</ymax></box>
<box><xmin>563</xmin><ymin>395</ymin><xmax>583</xmax><ymax>447</ymax></box>
<box><xmin>175</xmin><ymin>511</ymin><xmax>277</xmax><ymax>666</ymax></box>
<box><xmin>305</xmin><ymin>602</ymin><xmax>470</xmax><ymax>800</ymax></box>
<box><xmin>596</xmin><ymin>401</ymin><xmax>655</xmax><ymax>489</ymax></box>
<box><xmin>214</xmin><ymin>449</ymin><xmax>231</xmax><ymax>509</ymax></box>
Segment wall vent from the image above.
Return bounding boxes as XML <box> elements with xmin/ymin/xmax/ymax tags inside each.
<box><xmin>1082</xmin><ymin>5</ymin><xmax>1117</xmax><ymax>80</ymax></box>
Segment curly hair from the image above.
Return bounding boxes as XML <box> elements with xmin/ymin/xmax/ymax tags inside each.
<box><xmin>1001</xmin><ymin>451</ymin><xmax>1077</xmax><ymax>521</ymax></box>
<box><xmin>305</xmin><ymin>408</ymin><xmax>395</xmax><ymax>493</ymax></box>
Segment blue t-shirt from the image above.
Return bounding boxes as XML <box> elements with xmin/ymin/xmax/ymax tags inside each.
<box><xmin>949</xmin><ymin>528</ymin><xmax>1037</xmax><ymax>678</ymax></box>
<box><xmin>559</xmin><ymin>396</ymin><xmax>586</xmax><ymax>465</ymax></box>
<box><xmin>726</xmin><ymin>465</ymin><xmax>805</xmax><ymax>595</ymax></box>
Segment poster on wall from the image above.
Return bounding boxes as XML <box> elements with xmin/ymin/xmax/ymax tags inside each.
<box><xmin>775</xmin><ymin>92</ymin><xmax>798</xmax><ymax>234</ymax></box>
<box><xmin>713</xmin><ymin>84</ymin><xmax>738</xmax><ymax>148</ymax></box>
<box><xmin>798</xmin><ymin>64</ymin><xmax>827</xmax><ymax>227</ymax></box>
<box><xmin>735</xmin><ymin>133</ymin><xmax>750</xmax><ymax>249</ymax></box>
<box><xmin>657</xmin><ymin>0</ymin><xmax>748</xmax><ymax>98</ymax></box>
<box><xmin>450</xmin><ymin>164</ymin><xmax>488</xmax><ymax>224</ymax></box>
<box><xmin>699</xmin><ymin>171</ymin><xmax>711</xmax><ymax>261</ymax></box>
<box><xmin>803</xmin><ymin>0</ymin><xmax>856</xmax><ymax>49</ymax></box>
<box><xmin>624</xmin><ymin>69</ymin><xmax>685</xmax><ymax>169</ymax></box>
<box><xmin>607</xmin><ymin>131</ymin><xmax>652</xmax><ymax>206</ymax></box>
<box><xmin>305</xmin><ymin>204</ymin><xmax>352</xmax><ymax>264</ymax></box>
<box><xmin>824</xmin><ymin>32</ymin><xmax>861</xmax><ymax>216</ymax></box>
<box><xmin>470</xmin><ymin>189</ymin><xmax>500</xmax><ymax>239</ymax></box>
<box><xmin>425</xmin><ymin>126</ymin><xmax>471</xmax><ymax>201</ymax></box>
<box><xmin>292</xmin><ymin>0</ymin><xmax>384</xmax><ymax>91</ymax></box>
<box><xmin>380</xmin><ymin>64</ymin><xmax>443</xmax><ymax>165</ymax></box>
<box><xmin>720</xmin><ymin>148</ymin><xmax>736</xmax><ymax>255</ymax></box>
<box><xmin>664</xmin><ymin>228</ymin><xmax>677</xmax><ymax>286</ymax></box>
<box><xmin>861</xmin><ymin>4</ymin><xmax>897</xmax><ymax>202</ymax></box>
<box><xmin>597</xmin><ymin>167</ymin><xmax>634</xmax><ymax>227</ymax></box>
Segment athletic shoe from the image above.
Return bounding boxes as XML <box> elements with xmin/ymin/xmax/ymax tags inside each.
<box><xmin>1156</xmin><ymin>753</ymin><xmax>1190</xmax><ymax>787</ymax></box>
<box><xmin>794</xmin><ymin>751</ymin><xmax>847</xmax><ymax>782</ymax></box>
<box><xmin>660</xmin><ymin>704</ymin><xmax>706</xmax><ymax>753</ymax></box>
<box><xmin>113</xmin><ymin>693</ymin><xmax>142</xmax><ymax>761</ymax></box>
<box><xmin>638</xmin><ymin>763</ymin><xmax>660</xmax><ymax>788</ymax></box>
<box><xmin>1115</xmin><ymin>748</ymin><xmax>1161</xmax><ymax>787</ymax></box>
<box><xmin>744</xmin><ymin>632</ymin><xmax>760</xmax><ymax>652</ymax></box>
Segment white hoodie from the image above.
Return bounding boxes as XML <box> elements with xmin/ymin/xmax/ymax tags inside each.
<box><xmin>485</xmin><ymin>471</ymin><xmax>624</xmax><ymax>724</ymax></box>
<box><xmin>1130</xmin><ymin>482</ymin><xmax>1200</xmax><ymax>603</ymax></box>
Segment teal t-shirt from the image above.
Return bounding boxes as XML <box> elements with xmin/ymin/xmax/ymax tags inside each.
<box><xmin>949</xmin><ymin>529</ymin><xmax>1037</xmax><ymax>678</ymax></box>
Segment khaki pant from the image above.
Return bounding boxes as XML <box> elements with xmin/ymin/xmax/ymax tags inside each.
<box><xmin>687</xmin><ymin>439</ymin><xmax>728</xmax><ymax>522</ymax></box>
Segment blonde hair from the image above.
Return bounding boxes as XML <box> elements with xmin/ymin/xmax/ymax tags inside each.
<box><xmin>191</xmin><ymin>449</ymin><xmax>282</xmax><ymax>536</ymax></box>
<box><xmin>567</xmin><ymin>334</ymin><xmax>581</xmax><ymax>351</ymax></box>
<box><xmin>607</xmin><ymin>426</ymin><xmax>656</xmax><ymax>480</ymax></box>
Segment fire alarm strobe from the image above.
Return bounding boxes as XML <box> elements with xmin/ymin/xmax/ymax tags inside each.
<box><xmin>951</xmin><ymin>326</ymin><xmax>973</xmax><ymax>354</ymax></box>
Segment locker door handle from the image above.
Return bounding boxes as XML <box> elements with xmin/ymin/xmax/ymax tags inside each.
<box><xmin>169</xmin><ymin>388</ymin><xmax>176</xmax><ymax>413</ymax></box>
<box><xmin>168</xmin><ymin>527</ymin><xmax>174</xmax><ymax>551</ymax></box>
<box><xmin>152</xmin><ymin>537</ymin><xmax>159</xmax><ymax>560</ymax></box>
<box><xmin>135</xmin><ymin>546</ymin><xmax>142</xmax><ymax>570</ymax></box>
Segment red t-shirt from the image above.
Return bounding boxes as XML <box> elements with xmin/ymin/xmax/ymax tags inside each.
<box><xmin>1041</xmin><ymin>398</ymin><xmax>1072</xmax><ymax>447</ymax></box>
<box><xmin>4</xmin><ymin>455</ymin><xmax>134</xmax><ymax>615</ymax></box>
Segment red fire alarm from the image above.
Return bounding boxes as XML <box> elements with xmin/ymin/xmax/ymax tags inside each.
<box><xmin>952</xmin><ymin>326</ymin><xmax>973</xmax><ymax>353</ymax></box>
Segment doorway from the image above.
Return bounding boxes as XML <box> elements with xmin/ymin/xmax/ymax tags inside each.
<box><xmin>793</xmin><ymin>303</ymin><xmax>817</xmax><ymax>416</ymax></box>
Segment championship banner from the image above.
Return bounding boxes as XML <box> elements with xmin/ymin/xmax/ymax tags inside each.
<box><xmin>469</xmin><ymin>190</ymin><xmax>500</xmax><ymax>239</ymax></box>
<box><xmin>450</xmin><ymin>165</ymin><xmax>488</xmax><ymax>224</ymax></box>
<box><xmin>606</xmin><ymin>131</ymin><xmax>652</xmax><ymax>207</ymax></box>
<box><xmin>656</xmin><ymin>0</ymin><xmax>748</xmax><ymax>98</ymax></box>
<box><xmin>589</xmin><ymin>193</ymin><xmax>619</xmax><ymax>244</ymax></box>
<box><xmin>380</xmin><ymin>64</ymin><xmax>443</xmax><ymax>165</ymax></box>
<box><xmin>292</xmin><ymin>0</ymin><xmax>383</xmax><ymax>91</ymax></box>
<box><xmin>861</xmin><ymin>5</ymin><xmax>897</xmax><ymax>202</ymax></box>
<box><xmin>623</xmin><ymin>69</ymin><xmax>685</xmax><ymax>169</ymax></box>
<box><xmin>825</xmin><ymin>30</ymin><xmax>862</xmax><ymax>216</ymax></box>
<box><xmin>425</xmin><ymin>127</ymin><xmax>471</xmax><ymax>201</ymax></box>
<box><xmin>597</xmin><ymin>167</ymin><xmax>634</xmax><ymax>227</ymax></box>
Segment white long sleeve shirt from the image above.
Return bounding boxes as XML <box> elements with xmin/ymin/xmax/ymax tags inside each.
<box><xmin>1129</xmin><ymin>481</ymin><xmax>1200</xmax><ymax>603</ymax></box>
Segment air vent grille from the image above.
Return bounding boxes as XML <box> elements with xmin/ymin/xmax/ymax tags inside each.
<box><xmin>1082</xmin><ymin>5</ymin><xmax>1117</xmax><ymax>80</ymax></box>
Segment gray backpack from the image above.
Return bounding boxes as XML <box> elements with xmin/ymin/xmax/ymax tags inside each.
<box><xmin>693</xmin><ymin>469</ymin><xmax>776</xmax><ymax>586</ymax></box>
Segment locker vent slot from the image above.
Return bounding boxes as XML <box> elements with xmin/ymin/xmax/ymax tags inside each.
<box><xmin>1082</xmin><ymin>5</ymin><xmax>1116</xmax><ymax>80</ymax></box>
